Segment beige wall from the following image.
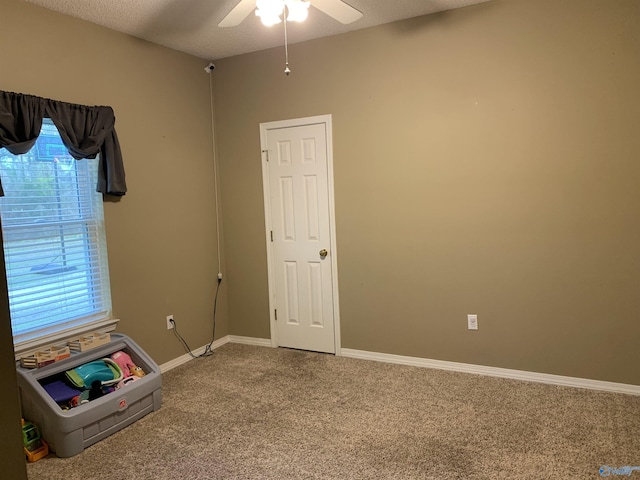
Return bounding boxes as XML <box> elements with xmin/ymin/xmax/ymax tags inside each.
<box><xmin>0</xmin><ymin>0</ymin><xmax>227</xmax><ymax>365</ymax></box>
<box><xmin>214</xmin><ymin>0</ymin><xmax>640</xmax><ymax>385</ymax></box>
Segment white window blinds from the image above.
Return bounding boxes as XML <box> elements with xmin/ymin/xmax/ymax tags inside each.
<box><xmin>0</xmin><ymin>119</ymin><xmax>112</xmax><ymax>345</ymax></box>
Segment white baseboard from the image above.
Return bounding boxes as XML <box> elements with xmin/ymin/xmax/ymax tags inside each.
<box><xmin>160</xmin><ymin>336</ymin><xmax>639</xmax><ymax>395</ymax></box>
<box><xmin>159</xmin><ymin>336</ymin><xmax>230</xmax><ymax>373</ymax></box>
<box><xmin>227</xmin><ymin>335</ymin><xmax>273</xmax><ymax>347</ymax></box>
<box><xmin>159</xmin><ymin>335</ymin><xmax>272</xmax><ymax>372</ymax></box>
<box><xmin>340</xmin><ymin>348</ymin><xmax>640</xmax><ymax>396</ymax></box>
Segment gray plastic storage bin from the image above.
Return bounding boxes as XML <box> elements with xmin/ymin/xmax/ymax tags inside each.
<box><xmin>16</xmin><ymin>333</ymin><xmax>162</xmax><ymax>457</ymax></box>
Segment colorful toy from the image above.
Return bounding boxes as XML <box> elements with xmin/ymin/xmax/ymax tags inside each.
<box><xmin>111</xmin><ymin>351</ymin><xmax>137</xmax><ymax>378</ymax></box>
<box><xmin>22</xmin><ymin>419</ymin><xmax>49</xmax><ymax>462</ymax></box>
<box><xmin>66</xmin><ymin>358</ymin><xmax>123</xmax><ymax>388</ymax></box>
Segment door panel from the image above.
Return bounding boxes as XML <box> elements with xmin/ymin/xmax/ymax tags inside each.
<box><xmin>265</xmin><ymin>121</ymin><xmax>335</xmax><ymax>353</ymax></box>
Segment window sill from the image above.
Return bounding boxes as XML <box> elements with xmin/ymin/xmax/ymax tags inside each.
<box><xmin>13</xmin><ymin>318</ymin><xmax>120</xmax><ymax>361</ymax></box>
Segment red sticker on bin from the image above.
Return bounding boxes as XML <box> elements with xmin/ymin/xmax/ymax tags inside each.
<box><xmin>118</xmin><ymin>398</ymin><xmax>128</xmax><ymax>410</ymax></box>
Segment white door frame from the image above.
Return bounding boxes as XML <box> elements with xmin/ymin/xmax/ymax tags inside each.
<box><xmin>260</xmin><ymin>114</ymin><xmax>341</xmax><ymax>355</ymax></box>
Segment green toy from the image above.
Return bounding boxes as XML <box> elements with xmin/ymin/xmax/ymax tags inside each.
<box><xmin>22</xmin><ymin>419</ymin><xmax>49</xmax><ymax>462</ymax></box>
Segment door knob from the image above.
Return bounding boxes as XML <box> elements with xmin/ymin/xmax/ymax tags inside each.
<box><xmin>319</xmin><ymin>249</ymin><xmax>328</xmax><ymax>258</ymax></box>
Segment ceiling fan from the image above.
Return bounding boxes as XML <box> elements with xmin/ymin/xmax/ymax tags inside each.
<box><xmin>218</xmin><ymin>0</ymin><xmax>363</xmax><ymax>28</ymax></box>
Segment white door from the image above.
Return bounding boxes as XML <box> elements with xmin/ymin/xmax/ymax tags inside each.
<box><xmin>260</xmin><ymin>115</ymin><xmax>339</xmax><ymax>354</ymax></box>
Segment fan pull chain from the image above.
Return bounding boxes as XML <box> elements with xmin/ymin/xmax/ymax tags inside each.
<box><xmin>283</xmin><ymin>12</ymin><xmax>291</xmax><ymax>75</ymax></box>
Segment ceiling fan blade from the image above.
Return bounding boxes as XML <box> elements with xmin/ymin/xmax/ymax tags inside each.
<box><xmin>218</xmin><ymin>0</ymin><xmax>256</xmax><ymax>27</ymax></box>
<box><xmin>312</xmin><ymin>0</ymin><xmax>363</xmax><ymax>24</ymax></box>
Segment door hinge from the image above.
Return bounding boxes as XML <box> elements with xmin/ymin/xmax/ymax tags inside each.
<box><xmin>274</xmin><ymin>309</ymin><xmax>278</xmax><ymax>321</ymax></box>
<box><xmin>262</xmin><ymin>149</ymin><xmax>269</xmax><ymax>162</ymax></box>
<box><xmin>270</xmin><ymin>231</ymin><xmax>273</xmax><ymax>242</ymax></box>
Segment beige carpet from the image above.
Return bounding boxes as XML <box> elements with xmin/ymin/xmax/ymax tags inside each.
<box><xmin>27</xmin><ymin>343</ymin><xmax>640</xmax><ymax>479</ymax></box>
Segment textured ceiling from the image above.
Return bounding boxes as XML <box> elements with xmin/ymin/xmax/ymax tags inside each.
<box><xmin>23</xmin><ymin>0</ymin><xmax>491</xmax><ymax>60</ymax></box>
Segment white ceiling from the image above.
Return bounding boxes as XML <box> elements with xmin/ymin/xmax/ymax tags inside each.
<box><xmin>23</xmin><ymin>0</ymin><xmax>491</xmax><ymax>60</ymax></box>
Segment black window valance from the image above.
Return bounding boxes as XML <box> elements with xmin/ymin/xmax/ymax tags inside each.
<box><xmin>0</xmin><ymin>91</ymin><xmax>127</xmax><ymax>196</ymax></box>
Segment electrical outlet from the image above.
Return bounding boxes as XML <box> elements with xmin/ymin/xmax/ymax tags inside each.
<box><xmin>467</xmin><ymin>314</ymin><xmax>478</xmax><ymax>330</ymax></box>
<box><xmin>166</xmin><ymin>314</ymin><xmax>174</xmax><ymax>330</ymax></box>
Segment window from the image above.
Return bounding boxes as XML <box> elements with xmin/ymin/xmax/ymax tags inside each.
<box><xmin>0</xmin><ymin>119</ymin><xmax>112</xmax><ymax>350</ymax></box>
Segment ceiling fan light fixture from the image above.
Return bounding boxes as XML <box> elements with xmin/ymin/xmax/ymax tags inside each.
<box><xmin>256</xmin><ymin>0</ymin><xmax>310</xmax><ymax>26</ymax></box>
<box><xmin>256</xmin><ymin>0</ymin><xmax>284</xmax><ymax>26</ymax></box>
<box><xmin>285</xmin><ymin>0</ymin><xmax>311</xmax><ymax>23</ymax></box>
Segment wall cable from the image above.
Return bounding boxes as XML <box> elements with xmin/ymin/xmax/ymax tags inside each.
<box><xmin>171</xmin><ymin>278</ymin><xmax>221</xmax><ymax>359</ymax></box>
<box><xmin>208</xmin><ymin>70</ymin><xmax>222</xmax><ymax>274</ymax></box>
<box><xmin>170</xmin><ymin>67</ymin><xmax>222</xmax><ymax>358</ymax></box>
